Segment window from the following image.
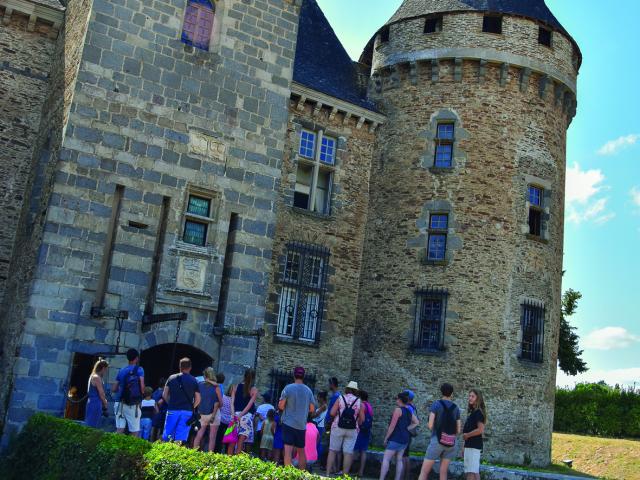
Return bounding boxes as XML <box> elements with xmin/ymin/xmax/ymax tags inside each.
<box><xmin>483</xmin><ymin>15</ymin><xmax>502</xmax><ymax>34</ymax></box>
<box><xmin>276</xmin><ymin>242</ymin><xmax>330</xmax><ymax>343</ymax></box>
<box><xmin>434</xmin><ymin>123</ymin><xmax>454</xmax><ymax>168</ymax></box>
<box><xmin>413</xmin><ymin>288</ymin><xmax>448</xmax><ymax>351</ymax></box>
<box><xmin>182</xmin><ymin>194</ymin><xmax>214</xmax><ymax>246</ymax></box>
<box><xmin>379</xmin><ymin>27</ymin><xmax>390</xmax><ymax>43</ymax></box>
<box><xmin>520</xmin><ymin>301</ymin><xmax>545</xmax><ymax>363</ymax></box>
<box><xmin>427</xmin><ymin>213</ymin><xmax>448</xmax><ymax>261</ymax></box>
<box><xmin>538</xmin><ymin>26</ymin><xmax>552</xmax><ymax>47</ymax></box>
<box><xmin>294</xmin><ymin>130</ymin><xmax>335</xmax><ymax>215</ymax></box>
<box><xmin>181</xmin><ymin>0</ymin><xmax>215</xmax><ymax>51</ymax></box>
<box><xmin>528</xmin><ymin>185</ymin><xmax>543</xmax><ymax>237</ymax></box>
<box><xmin>424</xmin><ymin>16</ymin><xmax>443</xmax><ymax>34</ymax></box>
<box><xmin>268</xmin><ymin>368</ymin><xmax>317</xmax><ymax>401</ymax></box>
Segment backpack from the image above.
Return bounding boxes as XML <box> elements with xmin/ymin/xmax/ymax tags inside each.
<box><xmin>436</xmin><ymin>400</ymin><xmax>457</xmax><ymax>447</ymax></box>
<box><xmin>360</xmin><ymin>403</ymin><xmax>373</xmax><ymax>433</ymax></box>
<box><xmin>337</xmin><ymin>395</ymin><xmax>359</xmax><ymax>430</ymax></box>
<box><xmin>121</xmin><ymin>366</ymin><xmax>142</xmax><ymax>405</ymax></box>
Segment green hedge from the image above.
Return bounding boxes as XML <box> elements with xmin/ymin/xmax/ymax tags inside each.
<box><xmin>555</xmin><ymin>383</ymin><xmax>640</xmax><ymax>438</ymax></box>
<box><xmin>1</xmin><ymin>414</ymin><xmax>347</xmax><ymax>480</ymax></box>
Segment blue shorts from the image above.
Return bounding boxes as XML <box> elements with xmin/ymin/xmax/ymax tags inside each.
<box><xmin>386</xmin><ymin>440</ymin><xmax>408</xmax><ymax>452</ymax></box>
<box><xmin>162</xmin><ymin>410</ymin><xmax>192</xmax><ymax>442</ymax></box>
<box><xmin>282</xmin><ymin>423</ymin><xmax>306</xmax><ymax>448</ymax></box>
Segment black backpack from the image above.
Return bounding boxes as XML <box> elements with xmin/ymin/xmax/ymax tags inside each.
<box><xmin>122</xmin><ymin>366</ymin><xmax>143</xmax><ymax>405</ymax></box>
<box><xmin>436</xmin><ymin>400</ymin><xmax>457</xmax><ymax>447</ymax></box>
<box><xmin>337</xmin><ymin>395</ymin><xmax>359</xmax><ymax>430</ymax></box>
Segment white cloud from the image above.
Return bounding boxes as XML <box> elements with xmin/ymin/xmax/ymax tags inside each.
<box><xmin>557</xmin><ymin>367</ymin><xmax>640</xmax><ymax>389</ymax></box>
<box><xmin>597</xmin><ymin>134</ymin><xmax>640</xmax><ymax>156</ymax></box>
<box><xmin>565</xmin><ymin>163</ymin><xmax>614</xmax><ymax>225</ymax></box>
<box><xmin>583</xmin><ymin>326</ymin><xmax>640</xmax><ymax>350</ymax></box>
<box><xmin>631</xmin><ymin>187</ymin><xmax>640</xmax><ymax>208</ymax></box>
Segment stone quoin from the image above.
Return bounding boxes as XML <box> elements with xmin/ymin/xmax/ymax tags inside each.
<box><xmin>0</xmin><ymin>0</ymin><xmax>579</xmax><ymax>466</ymax></box>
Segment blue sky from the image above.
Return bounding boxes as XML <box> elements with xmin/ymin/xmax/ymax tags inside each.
<box><xmin>317</xmin><ymin>0</ymin><xmax>640</xmax><ymax>387</ymax></box>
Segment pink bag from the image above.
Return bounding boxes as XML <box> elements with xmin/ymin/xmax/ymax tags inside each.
<box><xmin>222</xmin><ymin>416</ymin><xmax>238</xmax><ymax>444</ymax></box>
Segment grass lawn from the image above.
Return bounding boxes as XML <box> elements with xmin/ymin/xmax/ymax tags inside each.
<box><xmin>552</xmin><ymin>432</ymin><xmax>640</xmax><ymax>480</ymax></box>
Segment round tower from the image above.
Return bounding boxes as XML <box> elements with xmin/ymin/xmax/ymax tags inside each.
<box><xmin>354</xmin><ymin>0</ymin><xmax>580</xmax><ymax>466</ymax></box>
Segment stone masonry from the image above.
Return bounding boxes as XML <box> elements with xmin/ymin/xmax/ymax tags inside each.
<box><xmin>0</xmin><ymin>0</ymin><xmax>580</xmax><ymax>467</ymax></box>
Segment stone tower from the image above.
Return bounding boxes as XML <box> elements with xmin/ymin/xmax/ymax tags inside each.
<box><xmin>353</xmin><ymin>0</ymin><xmax>580</xmax><ymax>466</ymax></box>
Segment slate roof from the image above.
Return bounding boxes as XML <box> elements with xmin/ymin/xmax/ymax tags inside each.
<box><xmin>29</xmin><ymin>0</ymin><xmax>65</xmax><ymax>11</ymax></box>
<box><xmin>293</xmin><ymin>0</ymin><xmax>378</xmax><ymax>112</ymax></box>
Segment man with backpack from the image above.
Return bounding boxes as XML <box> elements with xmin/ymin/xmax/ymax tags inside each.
<box><xmin>111</xmin><ymin>348</ymin><xmax>145</xmax><ymax>436</ymax></box>
<box><xmin>326</xmin><ymin>381</ymin><xmax>365</xmax><ymax>478</ymax></box>
<box><xmin>278</xmin><ymin>366</ymin><xmax>316</xmax><ymax>470</ymax></box>
<box><xmin>162</xmin><ymin>357</ymin><xmax>201</xmax><ymax>443</ymax></box>
<box><xmin>418</xmin><ymin>383</ymin><xmax>462</xmax><ymax>480</ymax></box>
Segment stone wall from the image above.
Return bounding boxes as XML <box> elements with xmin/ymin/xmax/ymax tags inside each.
<box><xmin>354</xmin><ymin>21</ymin><xmax>576</xmax><ymax>464</ymax></box>
<box><xmin>0</xmin><ymin>9</ymin><xmax>56</xmax><ymax>304</ymax></box>
<box><xmin>2</xmin><ymin>0</ymin><xmax>300</xmax><ymax>440</ymax></box>
<box><xmin>256</xmin><ymin>99</ymin><xmax>375</xmax><ymax>393</ymax></box>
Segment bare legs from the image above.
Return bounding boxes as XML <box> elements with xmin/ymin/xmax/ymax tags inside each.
<box><xmin>379</xmin><ymin>449</ymin><xmax>404</xmax><ymax>480</ymax></box>
<box><xmin>284</xmin><ymin>445</ymin><xmax>307</xmax><ymax>470</ymax></box>
<box><xmin>357</xmin><ymin>450</ymin><xmax>368</xmax><ymax>477</ymax></box>
<box><xmin>418</xmin><ymin>459</ymin><xmax>435</xmax><ymax>480</ymax></box>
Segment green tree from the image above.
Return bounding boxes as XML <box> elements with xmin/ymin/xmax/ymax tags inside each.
<box><xmin>558</xmin><ymin>289</ymin><xmax>588</xmax><ymax>375</ymax></box>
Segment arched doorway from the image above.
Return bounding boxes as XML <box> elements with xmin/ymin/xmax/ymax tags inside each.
<box><xmin>140</xmin><ymin>343</ymin><xmax>213</xmax><ymax>390</ymax></box>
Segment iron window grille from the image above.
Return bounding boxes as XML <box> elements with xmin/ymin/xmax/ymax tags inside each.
<box><xmin>268</xmin><ymin>368</ymin><xmax>317</xmax><ymax>402</ymax></box>
<box><xmin>276</xmin><ymin>242</ymin><xmax>330</xmax><ymax>343</ymax></box>
<box><xmin>427</xmin><ymin>213</ymin><xmax>448</xmax><ymax>261</ymax></box>
<box><xmin>528</xmin><ymin>185</ymin><xmax>544</xmax><ymax>237</ymax></box>
<box><xmin>412</xmin><ymin>288</ymin><xmax>448</xmax><ymax>352</ymax></box>
<box><xmin>519</xmin><ymin>300</ymin><xmax>545</xmax><ymax>363</ymax></box>
<box><xmin>482</xmin><ymin>15</ymin><xmax>503</xmax><ymax>34</ymax></box>
<box><xmin>181</xmin><ymin>0</ymin><xmax>215</xmax><ymax>51</ymax></box>
<box><xmin>183</xmin><ymin>194</ymin><xmax>212</xmax><ymax>246</ymax></box>
<box><xmin>434</xmin><ymin>123</ymin><xmax>455</xmax><ymax>168</ymax></box>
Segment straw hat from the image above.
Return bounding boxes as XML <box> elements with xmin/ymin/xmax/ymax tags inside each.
<box><xmin>346</xmin><ymin>381</ymin><xmax>359</xmax><ymax>390</ymax></box>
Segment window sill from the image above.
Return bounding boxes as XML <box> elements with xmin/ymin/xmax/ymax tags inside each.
<box><xmin>517</xmin><ymin>356</ymin><xmax>544</xmax><ymax>366</ymax></box>
<box><xmin>274</xmin><ymin>335</ymin><xmax>320</xmax><ymax>348</ymax></box>
<box><xmin>429</xmin><ymin>166</ymin><xmax>454</xmax><ymax>174</ymax></box>
<box><xmin>291</xmin><ymin>207</ymin><xmax>334</xmax><ymax>221</ymax></box>
<box><xmin>411</xmin><ymin>347</ymin><xmax>446</xmax><ymax>357</ymax></box>
<box><xmin>170</xmin><ymin>241</ymin><xmax>218</xmax><ymax>259</ymax></box>
<box><xmin>423</xmin><ymin>259</ymin><xmax>448</xmax><ymax>266</ymax></box>
<box><xmin>526</xmin><ymin>234</ymin><xmax>549</xmax><ymax>245</ymax></box>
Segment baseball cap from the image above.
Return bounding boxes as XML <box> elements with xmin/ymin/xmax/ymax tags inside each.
<box><xmin>293</xmin><ymin>366</ymin><xmax>305</xmax><ymax>377</ymax></box>
<box><xmin>404</xmin><ymin>389</ymin><xmax>415</xmax><ymax>401</ymax></box>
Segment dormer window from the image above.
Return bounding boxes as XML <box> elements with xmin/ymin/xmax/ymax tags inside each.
<box><xmin>482</xmin><ymin>15</ymin><xmax>502</xmax><ymax>34</ymax></box>
<box><xmin>424</xmin><ymin>16</ymin><xmax>443</xmax><ymax>34</ymax></box>
<box><xmin>538</xmin><ymin>26</ymin><xmax>552</xmax><ymax>47</ymax></box>
<box><xmin>182</xmin><ymin>0</ymin><xmax>215</xmax><ymax>51</ymax></box>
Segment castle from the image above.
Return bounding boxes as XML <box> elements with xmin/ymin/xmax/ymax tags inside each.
<box><xmin>0</xmin><ymin>0</ymin><xmax>579</xmax><ymax>465</ymax></box>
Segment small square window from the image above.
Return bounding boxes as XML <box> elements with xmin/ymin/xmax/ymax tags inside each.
<box><xmin>424</xmin><ymin>16</ymin><xmax>442</xmax><ymax>34</ymax></box>
<box><xmin>430</xmin><ymin>214</ymin><xmax>448</xmax><ymax>230</ymax></box>
<box><xmin>483</xmin><ymin>15</ymin><xmax>502</xmax><ymax>34</ymax></box>
<box><xmin>187</xmin><ymin>195</ymin><xmax>211</xmax><ymax>217</ymax></box>
<box><xmin>379</xmin><ymin>27</ymin><xmax>390</xmax><ymax>43</ymax></box>
<box><xmin>299</xmin><ymin>130</ymin><xmax>316</xmax><ymax>158</ymax></box>
<box><xmin>435</xmin><ymin>144</ymin><xmax>453</xmax><ymax>168</ymax></box>
<box><xmin>528</xmin><ymin>186</ymin><xmax>543</xmax><ymax>207</ymax></box>
<box><xmin>320</xmin><ymin>137</ymin><xmax>336</xmax><ymax>165</ymax></box>
<box><xmin>538</xmin><ymin>26</ymin><xmax>552</xmax><ymax>47</ymax></box>
<box><xmin>428</xmin><ymin>234</ymin><xmax>447</xmax><ymax>261</ymax></box>
<box><xmin>183</xmin><ymin>220</ymin><xmax>207</xmax><ymax>246</ymax></box>
<box><xmin>437</xmin><ymin>123</ymin><xmax>454</xmax><ymax>140</ymax></box>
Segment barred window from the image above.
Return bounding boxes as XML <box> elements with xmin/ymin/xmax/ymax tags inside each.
<box><xmin>412</xmin><ymin>288</ymin><xmax>448</xmax><ymax>352</ymax></box>
<box><xmin>520</xmin><ymin>301</ymin><xmax>545</xmax><ymax>363</ymax></box>
<box><xmin>427</xmin><ymin>213</ymin><xmax>448</xmax><ymax>261</ymax></box>
<box><xmin>181</xmin><ymin>0</ymin><xmax>215</xmax><ymax>51</ymax></box>
<box><xmin>277</xmin><ymin>242</ymin><xmax>330</xmax><ymax>343</ymax></box>
<box><xmin>268</xmin><ymin>368</ymin><xmax>317</xmax><ymax>401</ymax></box>
<box><xmin>528</xmin><ymin>185</ymin><xmax>544</xmax><ymax>237</ymax></box>
<box><xmin>434</xmin><ymin>123</ymin><xmax>454</xmax><ymax>168</ymax></box>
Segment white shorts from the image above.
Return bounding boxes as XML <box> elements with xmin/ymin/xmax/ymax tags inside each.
<box><xmin>114</xmin><ymin>402</ymin><xmax>141</xmax><ymax>433</ymax></box>
<box><xmin>464</xmin><ymin>447</ymin><xmax>481</xmax><ymax>473</ymax></box>
<box><xmin>329</xmin><ymin>427</ymin><xmax>358</xmax><ymax>455</ymax></box>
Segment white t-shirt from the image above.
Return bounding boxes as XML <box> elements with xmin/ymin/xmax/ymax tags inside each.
<box><xmin>255</xmin><ymin>403</ymin><xmax>275</xmax><ymax>431</ymax></box>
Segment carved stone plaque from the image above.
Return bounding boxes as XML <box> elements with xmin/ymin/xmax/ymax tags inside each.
<box><xmin>176</xmin><ymin>256</ymin><xmax>207</xmax><ymax>293</ymax></box>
